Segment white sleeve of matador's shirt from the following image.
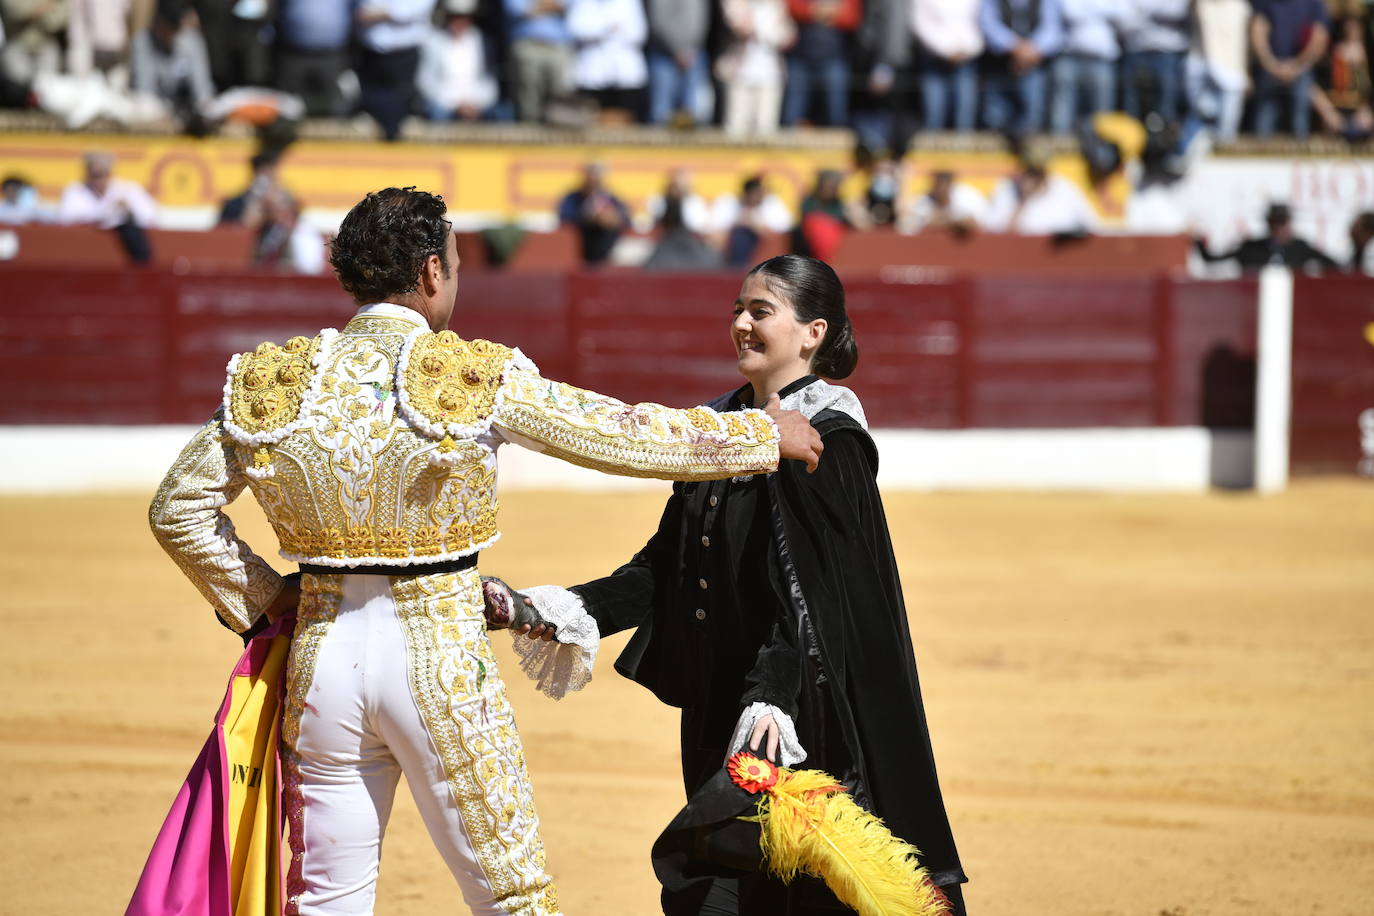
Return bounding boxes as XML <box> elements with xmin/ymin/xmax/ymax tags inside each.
<box><xmin>148</xmin><ymin>412</ymin><xmax>284</xmax><ymax>632</ymax></box>
<box><xmin>491</xmin><ymin>364</ymin><xmax>780</xmax><ymax>481</ymax></box>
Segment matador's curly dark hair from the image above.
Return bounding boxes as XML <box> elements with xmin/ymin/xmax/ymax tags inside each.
<box><xmin>330</xmin><ymin>187</ymin><xmax>452</xmax><ymax>304</ymax></box>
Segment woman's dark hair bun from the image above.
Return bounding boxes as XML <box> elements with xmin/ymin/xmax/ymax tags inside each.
<box><xmin>747</xmin><ymin>254</ymin><xmax>858</xmax><ymax>379</ymax></box>
<box><xmin>812</xmin><ymin>316</ymin><xmax>858</xmax><ymax>379</ymax></box>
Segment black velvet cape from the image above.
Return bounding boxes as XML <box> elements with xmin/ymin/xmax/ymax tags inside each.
<box><xmin>571</xmin><ymin>387</ymin><xmax>966</xmax><ymax>906</ymax></box>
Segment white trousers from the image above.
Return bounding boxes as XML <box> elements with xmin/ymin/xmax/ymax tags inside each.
<box><xmin>282</xmin><ymin>572</ymin><xmax>560</xmax><ymax>916</ymax></box>
<box><xmin>724</xmin><ymin>82</ymin><xmax>783</xmax><ymax>137</ymax></box>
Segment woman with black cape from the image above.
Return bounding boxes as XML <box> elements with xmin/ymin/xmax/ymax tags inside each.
<box><xmin>486</xmin><ymin>255</ymin><xmax>968</xmax><ymax>914</ymax></box>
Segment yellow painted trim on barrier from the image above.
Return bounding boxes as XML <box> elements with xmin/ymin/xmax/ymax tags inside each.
<box><xmin>0</xmin><ymin>132</ymin><xmax>1129</xmax><ymax>222</ymax></box>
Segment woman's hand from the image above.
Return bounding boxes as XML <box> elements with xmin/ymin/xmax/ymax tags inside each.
<box><xmin>748</xmin><ymin>712</ymin><xmax>781</xmax><ymax>763</ymax></box>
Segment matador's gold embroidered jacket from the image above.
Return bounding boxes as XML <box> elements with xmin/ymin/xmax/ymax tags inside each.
<box><xmin>149</xmin><ymin>303</ymin><xmax>780</xmax><ymax>631</ymax></box>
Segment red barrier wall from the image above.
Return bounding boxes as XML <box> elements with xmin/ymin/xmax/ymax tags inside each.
<box><xmin>1291</xmin><ymin>276</ymin><xmax>1374</xmax><ymax>472</ymax></box>
<box><xmin>1</xmin><ymin>224</ymin><xmax>1190</xmax><ymax>275</ymax></box>
<box><xmin>2</xmin><ymin>266</ymin><xmax>1367</xmax><ymax>473</ymax></box>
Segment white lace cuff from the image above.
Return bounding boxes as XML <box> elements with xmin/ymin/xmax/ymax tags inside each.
<box><xmin>508</xmin><ymin>585</ymin><xmax>599</xmax><ymax>700</ymax></box>
<box><xmin>727</xmin><ymin>701</ymin><xmax>807</xmax><ymax>766</ymax></box>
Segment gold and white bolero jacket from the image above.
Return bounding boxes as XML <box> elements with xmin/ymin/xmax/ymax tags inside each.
<box><xmin>149</xmin><ymin>303</ymin><xmax>780</xmax><ymax>632</ymax></box>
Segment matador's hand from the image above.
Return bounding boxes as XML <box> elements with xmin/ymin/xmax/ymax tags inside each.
<box><xmin>481</xmin><ymin>576</ymin><xmax>557</xmax><ymax>641</ymax></box>
<box><xmin>765</xmin><ymin>393</ymin><xmax>823</xmax><ymax>473</ymax></box>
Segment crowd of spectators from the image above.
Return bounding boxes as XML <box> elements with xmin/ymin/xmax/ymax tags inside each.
<box><xmin>2</xmin><ymin>146</ymin><xmax>1370</xmax><ymax>275</ymax></box>
<box><xmin>0</xmin><ymin>146</ymin><xmax>325</xmax><ymax>272</ymax></box>
<box><xmin>0</xmin><ymin>0</ymin><xmax>1370</xmax><ymax>141</ymax></box>
<box><xmin>548</xmin><ymin>155</ymin><xmax>1374</xmax><ymax>274</ymax></box>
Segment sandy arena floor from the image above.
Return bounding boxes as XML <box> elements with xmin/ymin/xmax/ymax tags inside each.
<box><xmin>2</xmin><ymin>480</ymin><xmax>1372</xmax><ymax>915</ymax></box>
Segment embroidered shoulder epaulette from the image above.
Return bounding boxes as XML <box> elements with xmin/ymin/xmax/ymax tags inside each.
<box><xmin>395</xmin><ymin>331</ymin><xmax>519</xmax><ymax>452</ymax></box>
<box><xmin>222</xmin><ymin>332</ymin><xmax>333</xmax><ymax>475</ymax></box>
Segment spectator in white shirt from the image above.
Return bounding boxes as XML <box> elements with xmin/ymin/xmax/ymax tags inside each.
<box><xmin>899</xmin><ymin>170</ymin><xmax>989</xmax><ymax>234</ymax></box>
<box><xmin>646</xmin><ymin>169</ymin><xmax>712</xmax><ymax>234</ymax></box>
<box><xmin>567</xmin><ymin>0</ymin><xmax>647</xmax><ymax>118</ymax></box>
<box><xmin>913</xmin><ymin>0</ymin><xmax>984</xmax><ymax>130</ymax></box>
<box><xmin>58</xmin><ymin>151</ymin><xmax>158</xmax><ymax>264</ymax></box>
<box><xmin>1188</xmin><ymin>0</ymin><xmax>1249</xmax><ymax>141</ymax></box>
<box><xmin>713</xmin><ymin>174</ymin><xmax>793</xmax><ymax>265</ymax></box>
<box><xmin>717</xmin><ymin>0</ymin><xmax>794</xmax><ymax>136</ymax></box>
<box><xmin>67</xmin><ymin>0</ymin><xmax>132</xmax><ymax>80</ymax></box>
<box><xmin>984</xmin><ymin>155</ymin><xmax>1099</xmax><ymax>234</ymax></box>
<box><xmin>1049</xmin><ymin>0</ymin><xmax>1122</xmax><ymax>133</ymax></box>
<box><xmin>58</xmin><ymin>152</ymin><xmax>158</xmax><ymax>229</ymax></box>
<box><xmin>418</xmin><ymin>3</ymin><xmax>500</xmax><ymax>121</ymax></box>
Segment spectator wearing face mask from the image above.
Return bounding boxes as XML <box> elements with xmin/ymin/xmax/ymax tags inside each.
<box><xmin>862</xmin><ymin>152</ymin><xmax>907</xmax><ymax>227</ymax></box>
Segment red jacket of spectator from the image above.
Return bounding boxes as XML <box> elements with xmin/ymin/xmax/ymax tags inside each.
<box><xmin>786</xmin><ymin>0</ymin><xmax>862</xmax><ymax>32</ymax></box>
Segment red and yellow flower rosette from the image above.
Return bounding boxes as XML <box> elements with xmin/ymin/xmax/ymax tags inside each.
<box><xmin>725</xmin><ymin>751</ymin><xmax>951</xmax><ymax>916</ymax></box>
<box><xmin>727</xmin><ymin>751</ymin><xmax>781</xmax><ymax>794</ymax></box>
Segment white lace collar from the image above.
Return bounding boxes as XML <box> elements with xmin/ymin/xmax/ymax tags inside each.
<box><xmin>780</xmin><ymin>378</ymin><xmax>869</xmax><ymax>430</ymax></box>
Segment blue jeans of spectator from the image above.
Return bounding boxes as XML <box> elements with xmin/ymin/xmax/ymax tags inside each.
<box><xmin>782</xmin><ymin>54</ymin><xmax>850</xmax><ymax>126</ymax></box>
<box><xmin>423</xmin><ymin>99</ymin><xmax>513</xmax><ymax>123</ymax></box>
<box><xmin>1050</xmin><ymin>54</ymin><xmax>1116</xmax><ymax>133</ymax></box>
<box><xmin>647</xmin><ymin>47</ymin><xmax>712</xmax><ymax>124</ymax></box>
<box><xmin>1251</xmin><ymin>68</ymin><xmax>1315</xmax><ymax>138</ymax></box>
<box><xmin>1121</xmin><ymin>50</ymin><xmax>1185</xmax><ymax>125</ymax></box>
<box><xmin>920</xmin><ymin>56</ymin><xmax>978</xmax><ymax>130</ymax></box>
<box><xmin>982</xmin><ymin>60</ymin><xmax>1048</xmax><ymax>133</ymax></box>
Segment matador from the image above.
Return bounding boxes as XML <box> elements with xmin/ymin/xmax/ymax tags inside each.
<box><xmin>148</xmin><ymin>188</ymin><xmax>821</xmax><ymax>916</ymax></box>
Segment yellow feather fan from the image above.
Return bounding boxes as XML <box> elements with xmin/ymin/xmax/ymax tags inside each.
<box><xmin>728</xmin><ymin>753</ymin><xmax>949</xmax><ymax>916</ymax></box>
